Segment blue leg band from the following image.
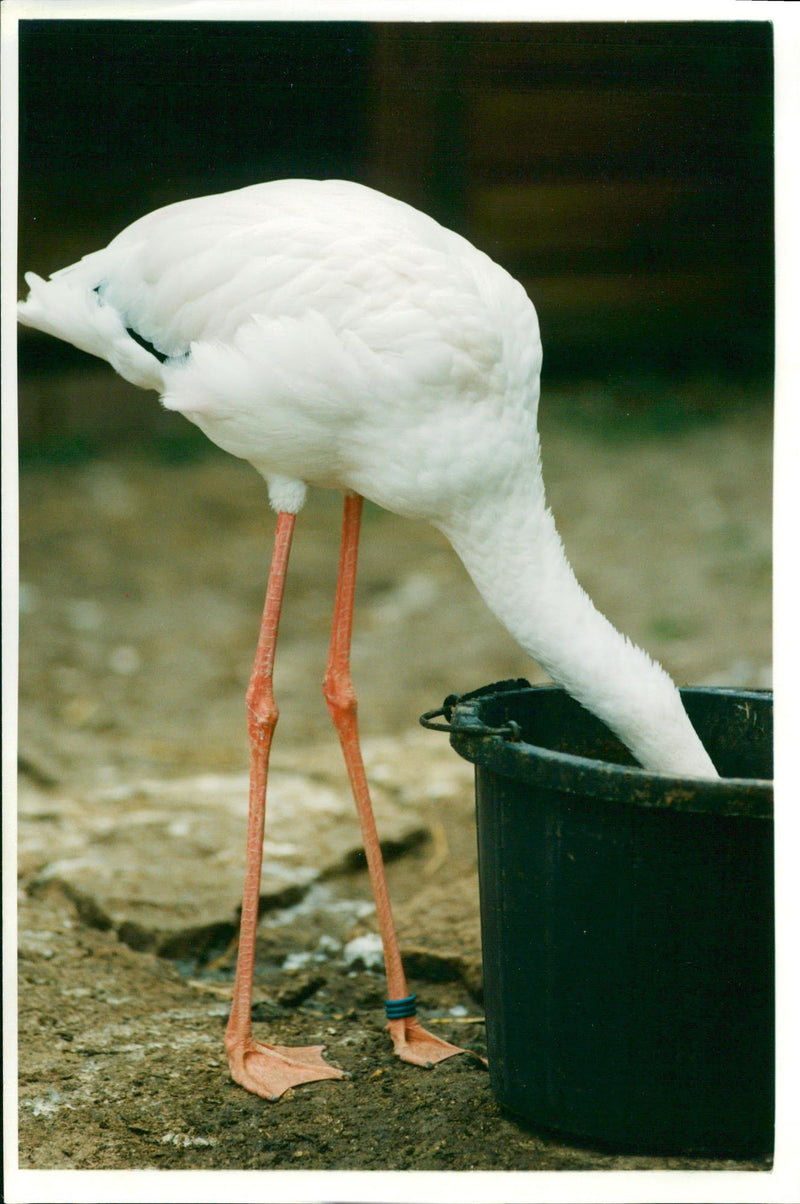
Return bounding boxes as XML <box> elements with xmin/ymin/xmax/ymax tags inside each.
<box><xmin>384</xmin><ymin>993</ymin><xmax>417</xmax><ymax>1020</ymax></box>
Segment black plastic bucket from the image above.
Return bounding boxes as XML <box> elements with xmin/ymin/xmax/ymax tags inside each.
<box><xmin>426</xmin><ymin>680</ymin><xmax>774</xmax><ymax>1157</ymax></box>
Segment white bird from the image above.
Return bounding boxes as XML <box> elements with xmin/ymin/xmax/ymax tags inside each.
<box><xmin>18</xmin><ymin>177</ymin><xmax>717</xmax><ymax>1100</ymax></box>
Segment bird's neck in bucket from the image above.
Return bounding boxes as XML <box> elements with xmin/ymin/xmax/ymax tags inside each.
<box><xmin>440</xmin><ymin>499</ymin><xmax>716</xmax><ymax>777</ymax></box>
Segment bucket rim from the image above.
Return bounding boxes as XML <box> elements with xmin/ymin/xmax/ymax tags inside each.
<box><xmin>446</xmin><ymin>683</ymin><xmax>773</xmax><ymax>818</ymax></box>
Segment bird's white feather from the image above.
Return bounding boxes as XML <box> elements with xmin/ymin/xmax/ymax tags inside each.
<box><xmin>17</xmin><ymin>177</ymin><xmax>717</xmax><ymax>776</ymax></box>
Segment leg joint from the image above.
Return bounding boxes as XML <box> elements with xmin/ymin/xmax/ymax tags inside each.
<box><xmin>247</xmin><ymin>685</ymin><xmax>279</xmax><ymax>741</ymax></box>
<box><xmin>323</xmin><ymin>670</ymin><xmax>357</xmax><ymax>721</ymax></box>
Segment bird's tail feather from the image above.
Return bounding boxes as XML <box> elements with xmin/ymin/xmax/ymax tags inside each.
<box><xmin>18</xmin><ymin>271</ymin><xmax>163</xmax><ymax>391</ymax></box>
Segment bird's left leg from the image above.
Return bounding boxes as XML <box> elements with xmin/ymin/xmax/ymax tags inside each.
<box><xmin>225</xmin><ymin>510</ymin><xmax>346</xmax><ymax>1099</ymax></box>
<box><xmin>323</xmin><ymin>492</ymin><xmax>469</xmax><ymax>1069</ymax></box>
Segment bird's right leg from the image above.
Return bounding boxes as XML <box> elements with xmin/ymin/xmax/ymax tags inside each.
<box><xmin>225</xmin><ymin>510</ymin><xmax>346</xmax><ymax>1100</ymax></box>
<box><xmin>323</xmin><ymin>493</ymin><xmax>470</xmax><ymax>1070</ymax></box>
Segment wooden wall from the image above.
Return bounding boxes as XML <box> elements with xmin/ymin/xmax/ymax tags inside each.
<box><xmin>366</xmin><ymin>23</ymin><xmax>773</xmax><ymax>377</ymax></box>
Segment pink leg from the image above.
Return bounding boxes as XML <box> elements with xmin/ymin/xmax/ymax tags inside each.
<box><xmin>323</xmin><ymin>493</ymin><xmax>468</xmax><ymax>1069</ymax></box>
<box><xmin>225</xmin><ymin>511</ymin><xmax>346</xmax><ymax>1099</ymax></box>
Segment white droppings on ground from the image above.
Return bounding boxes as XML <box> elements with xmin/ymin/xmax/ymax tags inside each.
<box><xmin>343</xmin><ymin>932</ymin><xmax>385</xmax><ymax>971</ymax></box>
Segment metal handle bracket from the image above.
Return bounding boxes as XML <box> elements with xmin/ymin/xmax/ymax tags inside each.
<box><xmin>419</xmin><ymin>690</ymin><xmax>523</xmax><ymax>742</ymax></box>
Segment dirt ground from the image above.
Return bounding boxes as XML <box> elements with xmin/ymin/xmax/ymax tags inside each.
<box><xmin>14</xmin><ymin>374</ymin><xmax>773</xmax><ymax>1176</ymax></box>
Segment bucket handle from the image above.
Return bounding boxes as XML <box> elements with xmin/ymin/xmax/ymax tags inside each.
<box><xmin>419</xmin><ymin>692</ymin><xmax>523</xmax><ymax>742</ymax></box>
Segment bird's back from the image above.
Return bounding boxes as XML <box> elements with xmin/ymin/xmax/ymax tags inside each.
<box><xmin>19</xmin><ymin>179</ymin><xmax>543</xmax><ymax>517</ymax></box>
<box><xmin>21</xmin><ymin>180</ymin><xmax>537</xmax><ymax>386</ymax></box>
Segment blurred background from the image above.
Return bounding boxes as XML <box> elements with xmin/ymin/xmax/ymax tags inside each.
<box><xmin>16</xmin><ymin>18</ymin><xmax>773</xmax><ymax>790</ymax></box>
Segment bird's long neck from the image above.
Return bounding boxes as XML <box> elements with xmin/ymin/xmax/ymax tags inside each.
<box><xmin>437</xmin><ymin>479</ymin><xmax>717</xmax><ymax>777</ymax></box>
